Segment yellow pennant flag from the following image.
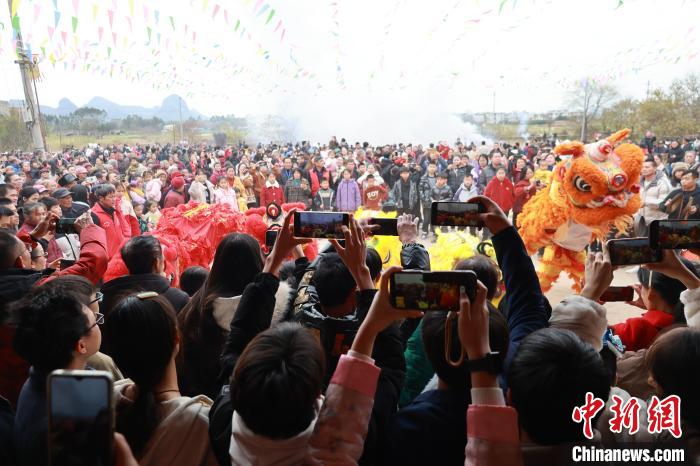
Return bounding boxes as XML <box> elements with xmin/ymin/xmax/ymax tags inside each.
<box><xmin>11</xmin><ymin>0</ymin><xmax>21</xmax><ymax>17</ymax></box>
<box><xmin>92</xmin><ymin>3</ymin><xmax>99</xmax><ymax>21</ymax></box>
<box><xmin>128</xmin><ymin>0</ymin><xmax>134</xmax><ymax>16</ymax></box>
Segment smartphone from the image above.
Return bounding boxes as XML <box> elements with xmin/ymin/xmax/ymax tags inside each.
<box><xmin>431</xmin><ymin>202</ymin><xmax>486</xmax><ymax>228</ymax></box>
<box><xmin>55</xmin><ymin>218</ymin><xmax>78</xmax><ymax>235</ymax></box>
<box><xmin>389</xmin><ymin>270</ymin><xmax>477</xmax><ymax>312</ymax></box>
<box><xmin>265</xmin><ymin>229</ymin><xmax>278</xmax><ymax>249</ymax></box>
<box><xmin>368</xmin><ymin>217</ymin><xmax>398</xmax><ymax>236</ymax></box>
<box><xmin>599</xmin><ymin>286</ymin><xmax>634</xmax><ymax>302</ymax></box>
<box><xmin>606</xmin><ymin>237</ymin><xmax>662</xmax><ymax>266</ymax></box>
<box><xmin>59</xmin><ymin>259</ymin><xmax>76</xmax><ymax>270</ymax></box>
<box><xmin>649</xmin><ymin>219</ymin><xmax>700</xmax><ymax>249</ymax></box>
<box><xmin>293</xmin><ymin>211</ymin><xmax>350</xmax><ymax>239</ymax></box>
<box><xmin>48</xmin><ymin>370</ymin><xmax>113</xmax><ymax>466</ymax></box>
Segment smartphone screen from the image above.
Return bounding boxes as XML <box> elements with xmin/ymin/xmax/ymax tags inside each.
<box><xmin>55</xmin><ymin>218</ymin><xmax>78</xmax><ymax>235</ymax></box>
<box><xmin>293</xmin><ymin>211</ymin><xmax>349</xmax><ymax>238</ymax></box>
<box><xmin>649</xmin><ymin>219</ymin><xmax>700</xmax><ymax>249</ymax></box>
<box><xmin>368</xmin><ymin>217</ymin><xmax>398</xmax><ymax>236</ymax></box>
<box><xmin>607</xmin><ymin>237</ymin><xmax>662</xmax><ymax>266</ymax></box>
<box><xmin>390</xmin><ymin>270</ymin><xmax>476</xmax><ymax>312</ymax></box>
<box><xmin>48</xmin><ymin>370</ymin><xmax>113</xmax><ymax>466</ymax></box>
<box><xmin>599</xmin><ymin>286</ymin><xmax>634</xmax><ymax>302</ymax></box>
<box><xmin>265</xmin><ymin>229</ymin><xmax>278</xmax><ymax>249</ymax></box>
<box><xmin>431</xmin><ymin>202</ymin><xmax>485</xmax><ymax>228</ymax></box>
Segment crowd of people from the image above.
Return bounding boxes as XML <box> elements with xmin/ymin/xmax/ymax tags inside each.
<box><xmin>0</xmin><ymin>133</ymin><xmax>699</xmax><ymax>466</ymax></box>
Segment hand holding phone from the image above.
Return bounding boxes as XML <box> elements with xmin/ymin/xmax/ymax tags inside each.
<box><xmin>606</xmin><ymin>237</ymin><xmax>662</xmax><ymax>266</ymax></box>
<box><xmin>48</xmin><ymin>370</ymin><xmax>113</xmax><ymax>466</ymax></box>
<box><xmin>599</xmin><ymin>286</ymin><xmax>635</xmax><ymax>302</ymax></box>
<box><xmin>649</xmin><ymin>219</ymin><xmax>700</xmax><ymax>249</ymax></box>
<box><xmin>293</xmin><ymin>211</ymin><xmax>350</xmax><ymax>238</ymax></box>
<box><xmin>367</xmin><ymin>217</ymin><xmax>398</xmax><ymax>236</ymax></box>
<box><xmin>390</xmin><ymin>270</ymin><xmax>477</xmax><ymax>312</ymax></box>
<box><xmin>351</xmin><ymin>266</ymin><xmax>424</xmax><ymax>357</ymax></box>
<box><xmin>431</xmin><ymin>202</ymin><xmax>485</xmax><ymax>228</ymax></box>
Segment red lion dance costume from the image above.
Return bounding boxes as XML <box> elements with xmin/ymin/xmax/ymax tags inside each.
<box><xmin>103</xmin><ymin>202</ymin><xmax>317</xmax><ymax>286</ymax></box>
<box><xmin>517</xmin><ymin>129</ymin><xmax>643</xmax><ymax>292</ymax></box>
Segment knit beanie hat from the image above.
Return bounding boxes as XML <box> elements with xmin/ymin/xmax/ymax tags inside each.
<box><xmin>549</xmin><ymin>295</ymin><xmax>608</xmax><ymax>351</ymax></box>
<box><xmin>672</xmin><ymin>162</ymin><xmax>689</xmax><ymax>173</ymax></box>
<box><xmin>171</xmin><ymin>176</ymin><xmax>185</xmax><ymax>190</ymax></box>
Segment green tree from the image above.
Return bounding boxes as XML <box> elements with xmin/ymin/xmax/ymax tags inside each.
<box><xmin>0</xmin><ymin>109</ymin><xmax>33</xmax><ymax>151</ymax></box>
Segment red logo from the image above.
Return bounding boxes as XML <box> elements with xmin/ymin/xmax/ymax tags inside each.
<box><xmin>572</xmin><ymin>392</ymin><xmax>605</xmax><ymax>440</ymax></box>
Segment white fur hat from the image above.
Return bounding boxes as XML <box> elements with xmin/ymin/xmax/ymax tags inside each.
<box><xmin>549</xmin><ymin>295</ymin><xmax>608</xmax><ymax>352</ymax></box>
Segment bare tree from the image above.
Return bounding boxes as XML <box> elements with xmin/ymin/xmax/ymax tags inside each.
<box><xmin>569</xmin><ymin>78</ymin><xmax>619</xmax><ymax>141</ymax></box>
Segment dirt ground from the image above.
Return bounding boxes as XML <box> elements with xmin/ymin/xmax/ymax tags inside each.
<box><xmin>538</xmin><ymin>259</ymin><xmax>643</xmax><ymax>325</ymax></box>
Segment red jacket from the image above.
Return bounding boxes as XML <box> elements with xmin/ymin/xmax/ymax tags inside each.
<box><xmin>163</xmin><ymin>189</ymin><xmax>186</xmax><ymax>209</ymax></box>
<box><xmin>92</xmin><ymin>202</ymin><xmax>128</xmax><ymax>259</ymax></box>
<box><xmin>513</xmin><ymin>180</ymin><xmax>537</xmax><ymax>214</ymax></box>
<box><xmin>484</xmin><ymin>177</ymin><xmax>515</xmax><ymax>213</ymax></box>
<box><xmin>260</xmin><ymin>185</ymin><xmax>284</xmax><ymax>207</ymax></box>
<box><xmin>611</xmin><ymin>309</ymin><xmax>674</xmax><ymax>351</ymax></box>
<box><xmin>0</xmin><ymin>225</ymin><xmax>107</xmax><ymax>406</ymax></box>
<box><xmin>309</xmin><ymin>169</ymin><xmax>330</xmax><ymax>197</ymax></box>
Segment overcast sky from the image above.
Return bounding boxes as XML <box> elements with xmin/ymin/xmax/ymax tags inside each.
<box><xmin>1</xmin><ymin>0</ymin><xmax>698</xmax><ymax>135</ymax></box>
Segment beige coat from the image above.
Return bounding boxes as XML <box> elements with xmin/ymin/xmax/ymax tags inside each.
<box><xmin>114</xmin><ymin>380</ymin><xmax>218</xmax><ymax>466</ymax></box>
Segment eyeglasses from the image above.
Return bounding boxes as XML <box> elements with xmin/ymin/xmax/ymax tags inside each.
<box><xmin>89</xmin><ymin>292</ymin><xmax>103</xmax><ymax>305</ymax></box>
<box><xmin>87</xmin><ymin>312</ymin><xmax>104</xmax><ymax>332</ymax></box>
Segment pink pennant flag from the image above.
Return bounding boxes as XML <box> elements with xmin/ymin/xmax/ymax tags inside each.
<box><xmin>253</xmin><ymin>0</ymin><xmax>264</xmax><ymax>13</ymax></box>
<box><xmin>213</xmin><ymin>4</ymin><xmax>220</xmax><ymax>18</ymax></box>
<box><xmin>47</xmin><ymin>26</ymin><xmax>55</xmax><ymax>39</ymax></box>
<box><xmin>184</xmin><ymin>24</ymin><xmax>188</xmax><ymax>35</ymax></box>
<box><xmin>98</xmin><ymin>26</ymin><xmax>104</xmax><ymax>41</ymax></box>
<box><xmin>108</xmin><ymin>10</ymin><xmax>114</xmax><ymax>29</ymax></box>
<box><xmin>280</xmin><ymin>28</ymin><xmax>285</xmax><ymax>42</ymax></box>
<box><xmin>274</xmin><ymin>20</ymin><xmax>281</xmax><ymax>32</ymax></box>
<box><xmin>112</xmin><ymin>31</ymin><xmax>117</xmax><ymax>46</ymax></box>
<box><xmin>125</xmin><ymin>16</ymin><xmax>132</xmax><ymax>31</ymax></box>
<box><xmin>72</xmin><ymin>0</ymin><xmax>79</xmax><ymax>14</ymax></box>
<box><xmin>61</xmin><ymin>31</ymin><xmax>67</xmax><ymax>45</ymax></box>
<box><xmin>192</xmin><ymin>31</ymin><xmax>197</xmax><ymax>42</ymax></box>
<box><xmin>34</xmin><ymin>4</ymin><xmax>42</xmax><ymax>22</ymax></box>
<box><xmin>143</xmin><ymin>5</ymin><xmax>149</xmax><ymax>19</ymax></box>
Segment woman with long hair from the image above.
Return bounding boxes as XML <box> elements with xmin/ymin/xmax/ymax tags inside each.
<box><xmin>104</xmin><ymin>294</ymin><xmax>216</xmax><ymax>466</ymax></box>
<box><xmin>177</xmin><ymin>233</ymin><xmax>264</xmax><ymax>398</ymax></box>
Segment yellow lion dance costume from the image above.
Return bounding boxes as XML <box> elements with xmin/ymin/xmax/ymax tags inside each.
<box><xmin>517</xmin><ymin>129</ymin><xmax>643</xmax><ymax>292</ymax></box>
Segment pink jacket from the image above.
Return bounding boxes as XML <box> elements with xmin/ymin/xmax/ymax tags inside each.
<box><xmin>228</xmin><ymin>353</ymin><xmax>380</xmax><ymax>465</ymax></box>
<box><xmin>464</xmin><ymin>388</ymin><xmax>523</xmax><ymax>466</ymax></box>
<box><xmin>146</xmin><ymin>179</ymin><xmax>163</xmax><ymax>203</ymax></box>
<box><xmin>214</xmin><ymin>188</ymin><xmax>239</xmax><ymax>211</ymax></box>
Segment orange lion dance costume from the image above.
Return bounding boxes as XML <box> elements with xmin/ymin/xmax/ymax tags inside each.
<box><xmin>517</xmin><ymin>129</ymin><xmax>643</xmax><ymax>292</ymax></box>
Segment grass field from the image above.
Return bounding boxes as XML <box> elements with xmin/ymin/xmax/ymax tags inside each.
<box><xmin>43</xmin><ymin>131</ymin><xmax>215</xmax><ymax>150</ymax></box>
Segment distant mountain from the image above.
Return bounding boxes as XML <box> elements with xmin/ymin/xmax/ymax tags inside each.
<box><xmin>10</xmin><ymin>95</ymin><xmax>203</xmax><ymax>121</ymax></box>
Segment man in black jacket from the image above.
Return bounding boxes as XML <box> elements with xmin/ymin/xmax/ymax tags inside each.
<box><xmin>100</xmin><ymin>235</ymin><xmax>189</xmax><ymax>318</ymax></box>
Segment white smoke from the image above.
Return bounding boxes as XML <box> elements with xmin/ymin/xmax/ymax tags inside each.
<box><xmin>244</xmin><ymin>90</ymin><xmax>487</xmax><ymax>146</ymax></box>
<box><xmin>517</xmin><ymin>111</ymin><xmax>530</xmax><ymax>140</ymax></box>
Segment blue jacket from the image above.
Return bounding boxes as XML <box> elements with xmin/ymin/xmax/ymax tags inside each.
<box><xmin>491</xmin><ymin>226</ymin><xmax>550</xmax><ymax>379</ymax></box>
<box><xmin>13</xmin><ymin>368</ymin><xmax>48</xmax><ymax>466</ymax></box>
<box><xmin>383</xmin><ymin>388</ymin><xmax>469</xmax><ymax>466</ymax></box>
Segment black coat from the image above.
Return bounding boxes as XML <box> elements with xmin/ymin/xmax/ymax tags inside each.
<box><xmin>100</xmin><ymin>273</ymin><xmax>190</xmax><ymax>318</ymax></box>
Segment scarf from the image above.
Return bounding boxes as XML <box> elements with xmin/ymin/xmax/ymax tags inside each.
<box><xmin>266</xmin><ymin>180</ymin><xmax>279</xmax><ymax>189</ymax></box>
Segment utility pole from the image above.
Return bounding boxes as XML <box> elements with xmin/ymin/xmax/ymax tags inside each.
<box><xmin>178</xmin><ymin>96</ymin><xmax>184</xmax><ymax>144</ymax></box>
<box><xmin>8</xmin><ymin>0</ymin><xmax>45</xmax><ymax>151</ymax></box>
<box><xmin>492</xmin><ymin>90</ymin><xmax>496</xmax><ymax>124</ymax></box>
